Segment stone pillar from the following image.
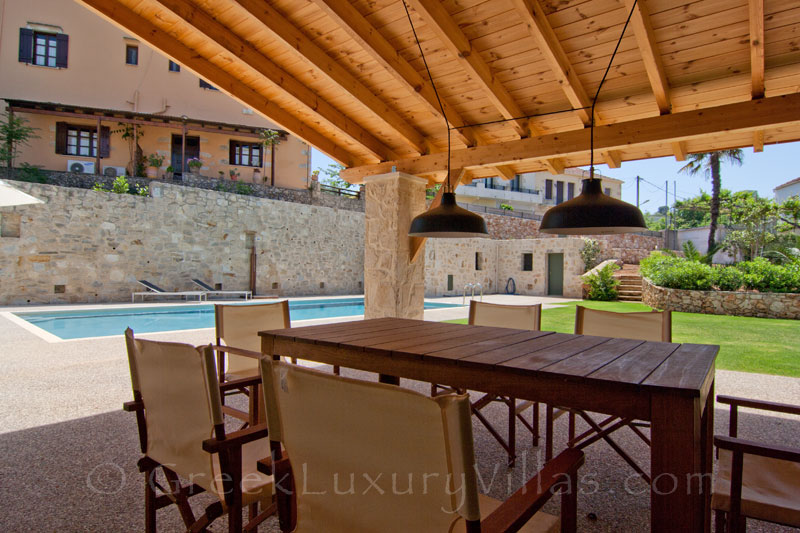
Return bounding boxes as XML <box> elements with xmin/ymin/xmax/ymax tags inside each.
<box><xmin>364</xmin><ymin>172</ymin><xmax>427</xmax><ymax>319</ymax></box>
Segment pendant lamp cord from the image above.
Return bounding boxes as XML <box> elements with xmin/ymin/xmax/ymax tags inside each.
<box><xmin>590</xmin><ymin>0</ymin><xmax>638</xmax><ymax>180</ymax></box>
<box><xmin>402</xmin><ymin>1</ymin><xmax>452</xmax><ymax>193</ymax></box>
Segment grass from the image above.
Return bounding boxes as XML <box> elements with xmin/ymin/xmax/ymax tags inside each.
<box><xmin>447</xmin><ymin>300</ymin><xmax>800</xmax><ymax>378</ymax></box>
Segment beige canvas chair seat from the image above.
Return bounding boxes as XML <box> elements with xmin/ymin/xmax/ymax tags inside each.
<box><xmin>124</xmin><ymin>329</ymin><xmax>276</xmax><ymax>532</ymax></box>
<box><xmin>545</xmin><ymin>305</ymin><xmax>671</xmax><ymax>483</ymax></box>
<box><xmin>260</xmin><ymin>358</ymin><xmax>584</xmax><ymax>533</ymax></box>
<box><xmin>449</xmin><ymin>494</ymin><xmax>560</xmax><ymax>533</ymax></box>
<box><xmin>435</xmin><ymin>300</ymin><xmax>543</xmax><ymax>467</ymax></box>
<box><xmin>712</xmin><ymin>449</ymin><xmax>800</xmax><ymax>526</ymax></box>
<box><xmin>712</xmin><ymin>395</ymin><xmax>800</xmax><ymax>532</ymax></box>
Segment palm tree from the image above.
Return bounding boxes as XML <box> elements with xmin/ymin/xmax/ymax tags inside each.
<box><xmin>678</xmin><ymin>150</ymin><xmax>744</xmax><ymax>250</ymax></box>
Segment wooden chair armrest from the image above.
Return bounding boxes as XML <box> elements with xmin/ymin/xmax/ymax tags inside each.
<box><xmin>123</xmin><ymin>400</ymin><xmax>144</xmax><ymax>412</ymax></box>
<box><xmin>202</xmin><ymin>423</ymin><xmax>269</xmax><ymax>453</ymax></box>
<box><xmin>715</xmin><ymin>435</ymin><xmax>800</xmax><ymax>463</ymax></box>
<box><xmin>219</xmin><ymin>375</ymin><xmax>262</xmax><ymax>391</ymax></box>
<box><xmin>256</xmin><ymin>454</ymin><xmax>290</xmax><ymax>476</ymax></box>
<box><xmin>717</xmin><ymin>395</ymin><xmax>800</xmax><ymax>416</ymax></box>
<box><xmin>212</xmin><ymin>344</ymin><xmax>262</xmax><ymax>359</ymax></box>
<box><xmin>480</xmin><ymin>448</ymin><xmax>585</xmax><ymax>533</ymax></box>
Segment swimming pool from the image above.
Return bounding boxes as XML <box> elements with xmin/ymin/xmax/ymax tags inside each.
<box><xmin>13</xmin><ymin>297</ymin><xmax>460</xmax><ymax>340</ymax></box>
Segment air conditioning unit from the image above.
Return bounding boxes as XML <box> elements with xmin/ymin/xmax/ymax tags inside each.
<box><xmin>103</xmin><ymin>166</ymin><xmax>127</xmax><ymax>177</ymax></box>
<box><xmin>67</xmin><ymin>160</ymin><xmax>96</xmax><ymax>174</ymax></box>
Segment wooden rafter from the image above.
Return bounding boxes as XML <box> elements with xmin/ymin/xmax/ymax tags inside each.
<box><xmin>232</xmin><ymin>0</ymin><xmax>429</xmax><ymax>156</ymax></box>
<box><xmin>602</xmin><ymin>150</ymin><xmax>622</xmax><ymax>169</ymax></box>
<box><xmin>542</xmin><ymin>158</ymin><xmax>566</xmax><ymax>175</ymax></box>
<box><xmin>405</xmin><ymin>0</ymin><xmax>530</xmax><ymax>138</ymax></box>
<box><xmin>78</xmin><ymin>0</ymin><xmax>358</xmax><ymax>166</ymax></box>
<box><xmin>626</xmin><ymin>0</ymin><xmax>671</xmax><ymax>114</ymax></box>
<box><xmin>153</xmin><ymin>0</ymin><xmax>395</xmax><ymax>162</ymax></box>
<box><xmin>509</xmin><ymin>0</ymin><xmax>591</xmax><ymax>125</ymax></box>
<box><xmin>310</xmin><ymin>0</ymin><xmax>476</xmax><ymax>149</ymax></box>
<box><xmin>672</xmin><ymin>141</ymin><xmax>687</xmax><ymax>161</ymax></box>
<box><xmin>340</xmin><ymin>93</ymin><xmax>800</xmax><ymax>182</ymax></box>
<box><xmin>749</xmin><ymin>0</ymin><xmax>765</xmax><ymax>99</ymax></box>
<box><xmin>493</xmin><ymin>165</ymin><xmax>516</xmax><ymax>181</ymax></box>
<box><xmin>753</xmin><ymin>130</ymin><xmax>765</xmax><ymax>152</ymax></box>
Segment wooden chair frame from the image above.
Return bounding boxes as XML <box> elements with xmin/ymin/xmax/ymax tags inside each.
<box><xmin>713</xmin><ymin>395</ymin><xmax>800</xmax><ymax>533</ymax></box>
<box><xmin>545</xmin><ymin>305</ymin><xmax>672</xmax><ymax>483</ymax></box>
<box><xmin>434</xmin><ymin>301</ymin><xmax>542</xmax><ymax>466</ymax></box>
<box><xmin>124</xmin><ymin>330</ymin><xmax>276</xmax><ymax>532</ymax></box>
<box><xmin>260</xmin><ymin>358</ymin><xmax>585</xmax><ymax>533</ymax></box>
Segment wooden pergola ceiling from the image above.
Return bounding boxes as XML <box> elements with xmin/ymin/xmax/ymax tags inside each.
<box><xmin>78</xmin><ymin>0</ymin><xmax>800</xmax><ymax>184</ymax></box>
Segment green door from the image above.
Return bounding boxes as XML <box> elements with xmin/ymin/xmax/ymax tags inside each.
<box><xmin>547</xmin><ymin>253</ymin><xmax>564</xmax><ymax>295</ymax></box>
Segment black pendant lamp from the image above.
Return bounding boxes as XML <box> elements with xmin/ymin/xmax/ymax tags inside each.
<box><xmin>404</xmin><ymin>2</ymin><xmax>488</xmax><ymax>239</ymax></box>
<box><xmin>539</xmin><ymin>1</ymin><xmax>646</xmax><ymax>235</ymax></box>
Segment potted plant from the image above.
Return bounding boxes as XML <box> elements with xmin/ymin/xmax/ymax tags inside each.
<box><xmin>187</xmin><ymin>157</ymin><xmax>203</xmax><ymax>174</ymax></box>
<box><xmin>253</xmin><ymin>168</ymin><xmax>262</xmax><ymax>182</ymax></box>
<box><xmin>165</xmin><ymin>165</ymin><xmax>174</xmax><ymax>180</ymax></box>
<box><xmin>229</xmin><ymin>167</ymin><xmax>240</xmax><ymax>181</ymax></box>
<box><xmin>146</xmin><ymin>153</ymin><xmax>164</xmax><ymax>179</ymax></box>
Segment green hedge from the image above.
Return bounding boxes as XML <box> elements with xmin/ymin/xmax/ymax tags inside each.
<box><xmin>640</xmin><ymin>253</ymin><xmax>800</xmax><ymax>293</ymax></box>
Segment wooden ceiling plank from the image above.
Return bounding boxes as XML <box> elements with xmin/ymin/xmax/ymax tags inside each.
<box><xmin>232</xmin><ymin>0</ymin><xmax>428</xmax><ymax>155</ymax></box>
<box><xmin>405</xmin><ymin>0</ymin><xmax>531</xmax><ymax>138</ymax></box>
<box><xmin>753</xmin><ymin>130</ymin><xmax>765</xmax><ymax>152</ymax></box>
<box><xmin>626</xmin><ymin>0</ymin><xmax>671</xmax><ymax>114</ymax></box>
<box><xmin>78</xmin><ymin>0</ymin><xmax>359</xmax><ymax>166</ymax></box>
<box><xmin>542</xmin><ymin>158</ymin><xmax>565</xmax><ymax>174</ymax></box>
<box><xmin>311</xmin><ymin>0</ymin><xmax>479</xmax><ymax>149</ymax></box>
<box><xmin>601</xmin><ymin>150</ymin><xmax>622</xmax><ymax>168</ymax></box>
<box><xmin>672</xmin><ymin>141</ymin><xmax>687</xmax><ymax>161</ymax></box>
<box><xmin>340</xmin><ymin>93</ymin><xmax>800</xmax><ymax>182</ymax></box>
<box><xmin>509</xmin><ymin>0</ymin><xmax>591</xmax><ymax>125</ymax></box>
<box><xmin>750</xmin><ymin>0</ymin><xmax>765</xmax><ymax>99</ymax></box>
<box><xmin>152</xmin><ymin>0</ymin><xmax>396</xmax><ymax>162</ymax></box>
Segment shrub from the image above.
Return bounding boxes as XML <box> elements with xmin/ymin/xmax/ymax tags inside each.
<box><xmin>234</xmin><ymin>182</ymin><xmax>253</xmax><ymax>196</ymax></box>
<box><xmin>111</xmin><ymin>175</ymin><xmax>130</xmax><ymax>194</ymax></box>
<box><xmin>500</xmin><ymin>203</ymin><xmax>514</xmax><ymax>211</ymax></box>
<box><xmin>17</xmin><ymin>163</ymin><xmax>48</xmax><ymax>183</ymax></box>
<box><xmin>582</xmin><ymin>263</ymin><xmax>620</xmax><ymax>301</ymax></box>
<box><xmin>580</xmin><ymin>238</ymin><xmax>601</xmax><ymax>272</ymax></box>
<box><xmin>713</xmin><ymin>267</ymin><xmax>744</xmax><ymax>292</ymax></box>
<box><xmin>640</xmin><ymin>252</ymin><xmax>714</xmax><ymax>290</ymax></box>
<box><xmin>737</xmin><ymin>257</ymin><xmax>800</xmax><ymax>293</ymax></box>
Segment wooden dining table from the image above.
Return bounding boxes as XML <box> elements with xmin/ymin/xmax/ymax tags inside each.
<box><xmin>259</xmin><ymin>317</ymin><xmax>718</xmax><ymax>533</ymax></box>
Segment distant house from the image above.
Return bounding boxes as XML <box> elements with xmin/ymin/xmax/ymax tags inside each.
<box><xmin>456</xmin><ymin>168</ymin><xmax>623</xmax><ymax>216</ymax></box>
<box><xmin>0</xmin><ymin>0</ymin><xmax>310</xmax><ymax>188</ymax></box>
<box><xmin>774</xmin><ymin>177</ymin><xmax>800</xmax><ymax>203</ymax></box>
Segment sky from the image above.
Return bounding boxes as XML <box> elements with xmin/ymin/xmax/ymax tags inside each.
<box><xmin>311</xmin><ymin>140</ymin><xmax>800</xmax><ymax>213</ymax></box>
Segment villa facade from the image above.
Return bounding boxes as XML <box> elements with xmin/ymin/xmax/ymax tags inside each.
<box><xmin>0</xmin><ymin>0</ymin><xmax>310</xmax><ymax>188</ymax></box>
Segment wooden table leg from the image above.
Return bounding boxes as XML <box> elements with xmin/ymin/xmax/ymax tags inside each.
<box><xmin>650</xmin><ymin>392</ymin><xmax>706</xmax><ymax>532</ymax></box>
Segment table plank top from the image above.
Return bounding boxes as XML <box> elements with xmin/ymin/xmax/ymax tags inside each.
<box><xmin>260</xmin><ymin>318</ymin><xmax>718</xmax><ymax>395</ymax></box>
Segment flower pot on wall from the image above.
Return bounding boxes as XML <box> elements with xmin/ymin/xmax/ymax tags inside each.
<box><xmin>253</xmin><ymin>169</ymin><xmax>262</xmax><ymax>182</ymax></box>
<box><xmin>146</xmin><ymin>167</ymin><xmax>158</xmax><ymax>179</ymax></box>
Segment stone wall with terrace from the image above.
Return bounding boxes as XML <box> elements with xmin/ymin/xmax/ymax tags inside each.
<box><xmin>0</xmin><ymin>181</ymin><xmax>364</xmax><ymax>305</ymax></box>
<box><xmin>642</xmin><ymin>278</ymin><xmax>800</xmax><ymax>319</ymax></box>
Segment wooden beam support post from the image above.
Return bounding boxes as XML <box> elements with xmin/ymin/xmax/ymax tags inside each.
<box><xmin>672</xmin><ymin>141</ymin><xmax>687</xmax><ymax>161</ymax></box>
<box><xmin>753</xmin><ymin>130</ymin><xmax>764</xmax><ymax>152</ymax></box>
<box><xmin>602</xmin><ymin>150</ymin><xmax>621</xmax><ymax>169</ymax></box>
<box><xmin>750</xmin><ymin>0</ymin><xmax>765</xmax><ymax>99</ymax></box>
<box><xmin>542</xmin><ymin>158</ymin><xmax>565</xmax><ymax>175</ymax></box>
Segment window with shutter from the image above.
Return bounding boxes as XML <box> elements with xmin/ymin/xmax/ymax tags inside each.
<box><xmin>125</xmin><ymin>45</ymin><xmax>138</xmax><ymax>65</ymax></box>
<box><xmin>19</xmin><ymin>29</ymin><xmax>67</xmax><ymax>68</ymax></box>
<box><xmin>55</xmin><ymin>123</ymin><xmax>100</xmax><ymax>157</ymax></box>
<box><xmin>18</xmin><ymin>28</ymin><xmax>33</xmax><ymax>63</ymax></box>
<box><xmin>229</xmin><ymin>140</ymin><xmax>263</xmax><ymax>167</ymax></box>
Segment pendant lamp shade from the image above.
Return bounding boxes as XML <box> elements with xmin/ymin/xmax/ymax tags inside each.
<box><xmin>539</xmin><ymin>178</ymin><xmax>647</xmax><ymax>235</ymax></box>
<box><xmin>409</xmin><ymin>192</ymin><xmax>489</xmax><ymax>238</ymax></box>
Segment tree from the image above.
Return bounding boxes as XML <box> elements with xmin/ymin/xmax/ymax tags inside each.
<box><xmin>678</xmin><ymin>150</ymin><xmax>744</xmax><ymax>251</ymax></box>
<box><xmin>721</xmin><ymin>192</ymin><xmax>778</xmax><ymax>260</ymax></box>
<box><xmin>0</xmin><ymin>111</ymin><xmax>39</xmax><ymax>178</ymax></box>
<box><xmin>317</xmin><ymin>163</ymin><xmax>355</xmax><ymax>190</ymax></box>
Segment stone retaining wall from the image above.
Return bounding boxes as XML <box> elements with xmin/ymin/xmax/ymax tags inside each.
<box><xmin>0</xmin><ymin>181</ymin><xmax>364</xmax><ymax>305</ymax></box>
<box><xmin>642</xmin><ymin>277</ymin><xmax>800</xmax><ymax>319</ymax></box>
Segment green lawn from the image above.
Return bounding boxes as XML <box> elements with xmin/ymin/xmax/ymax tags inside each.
<box><xmin>447</xmin><ymin>301</ymin><xmax>800</xmax><ymax>378</ymax></box>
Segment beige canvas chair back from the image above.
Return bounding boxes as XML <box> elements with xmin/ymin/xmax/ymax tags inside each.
<box><xmin>575</xmin><ymin>305</ymin><xmax>671</xmax><ymax>342</ymax></box>
<box><xmin>469</xmin><ymin>300</ymin><xmax>542</xmax><ymax>331</ymax></box>
<box><xmin>125</xmin><ymin>330</ymin><xmax>223</xmax><ymax>493</ymax></box>
<box><xmin>260</xmin><ymin>359</ymin><xmax>481</xmax><ymax>532</ymax></box>
<box><xmin>216</xmin><ymin>300</ymin><xmax>290</xmax><ymax>377</ymax></box>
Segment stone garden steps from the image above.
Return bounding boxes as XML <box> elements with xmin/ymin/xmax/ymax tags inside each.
<box><xmin>615</xmin><ymin>265</ymin><xmax>643</xmax><ymax>302</ymax></box>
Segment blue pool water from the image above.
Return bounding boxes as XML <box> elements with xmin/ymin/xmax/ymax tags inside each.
<box><xmin>14</xmin><ymin>297</ymin><xmax>460</xmax><ymax>340</ymax></box>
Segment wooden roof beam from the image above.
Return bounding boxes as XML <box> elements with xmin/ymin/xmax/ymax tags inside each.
<box><xmin>153</xmin><ymin>0</ymin><xmax>395</xmax><ymax>163</ymax></box>
<box><xmin>405</xmin><ymin>0</ymin><xmax>531</xmax><ymax>138</ymax></box>
<box><xmin>602</xmin><ymin>150</ymin><xmax>622</xmax><ymax>169</ymax></box>
<box><xmin>233</xmin><ymin>0</ymin><xmax>428</xmax><ymax>156</ymax></box>
<box><xmin>626</xmin><ymin>0</ymin><xmax>671</xmax><ymax>114</ymax></box>
<box><xmin>310</xmin><ymin>0</ymin><xmax>477</xmax><ymax>149</ymax></box>
<box><xmin>340</xmin><ymin>93</ymin><xmax>800</xmax><ymax>182</ymax></box>
<box><xmin>510</xmin><ymin>0</ymin><xmax>591</xmax><ymax>125</ymax></box>
<box><xmin>78</xmin><ymin>0</ymin><xmax>358</xmax><ymax>166</ymax></box>
<box><xmin>753</xmin><ymin>130</ymin><xmax>765</xmax><ymax>152</ymax></box>
<box><xmin>672</xmin><ymin>141</ymin><xmax>687</xmax><ymax>161</ymax></box>
<box><xmin>542</xmin><ymin>158</ymin><xmax>565</xmax><ymax>175</ymax></box>
<box><xmin>750</xmin><ymin>0</ymin><xmax>765</xmax><ymax>99</ymax></box>
<box><xmin>493</xmin><ymin>165</ymin><xmax>516</xmax><ymax>181</ymax></box>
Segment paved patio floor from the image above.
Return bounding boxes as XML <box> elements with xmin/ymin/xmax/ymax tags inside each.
<box><xmin>0</xmin><ymin>298</ymin><xmax>797</xmax><ymax>532</ymax></box>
